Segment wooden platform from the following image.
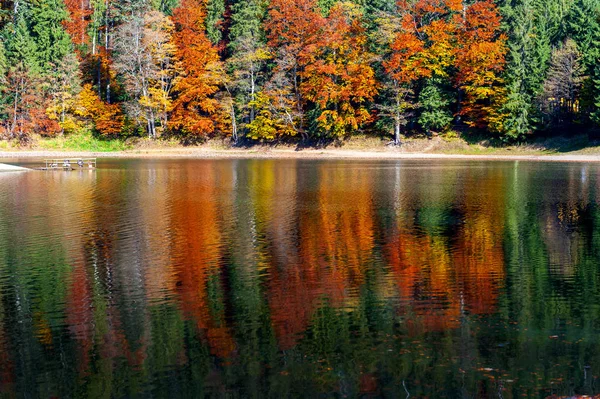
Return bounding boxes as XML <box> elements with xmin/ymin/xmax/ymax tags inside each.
<box><xmin>39</xmin><ymin>158</ymin><xmax>97</xmax><ymax>170</ymax></box>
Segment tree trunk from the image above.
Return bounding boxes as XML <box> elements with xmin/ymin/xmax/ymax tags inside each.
<box><xmin>394</xmin><ymin>117</ymin><xmax>401</xmax><ymax>146</ymax></box>
<box><xmin>231</xmin><ymin>104</ymin><xmax>238</xmax><ymax>144</ymax></box>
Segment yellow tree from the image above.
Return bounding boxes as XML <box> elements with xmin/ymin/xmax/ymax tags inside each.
<box><xmin>141</xmin><ymin>11</ymin><xmax>178</xmax><ymax>134</ymax></box>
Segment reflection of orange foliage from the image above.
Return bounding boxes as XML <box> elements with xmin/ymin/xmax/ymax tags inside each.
<box><xmin>454</xmin><ymin>226</ymin><xmax>505</xmax><ymax>312</ymax></box>
<box><xmin>384</xmin><ymin>170</ymin><xmax>505</xmax><ymax>332</ymax></box>
<box><xmin>171</xmin><ymin>163</ymin><xmax>235</xmax><ymax>359</ymax></box>
<box><xmin>268</xmin><ymin>262</ymin><xmax>320</xmax><ymax>350</ymax></box>
<box><xmin>386</xmin><ymin>231</ymin><xmax>460</xmax><ymax>332</ymax></box>
<box><xmin>267</xmin><ymin>165</ymin><xmax>376</xmax><ymax>348</ymax></box>
<box><xmin>454</xmin><ymin>172</ymin><xmax>505</xmax><ymax>315</ymax></box>
<box><xmin>66</xmin><ymin>261</ymin><xmax>93</xmax><ymax>374</ymax></box>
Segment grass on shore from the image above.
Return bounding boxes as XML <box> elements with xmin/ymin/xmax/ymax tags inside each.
<box><xmin>32</xmin><ymin>131</ymin><xmax>131</xmax><ymax>152</ymax></box>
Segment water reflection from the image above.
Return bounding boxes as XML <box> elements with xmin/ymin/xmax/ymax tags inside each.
<box><xmin>0</xmin><ymin>159</ymin><xmax>600</xmax><ymax>397</ymax></box>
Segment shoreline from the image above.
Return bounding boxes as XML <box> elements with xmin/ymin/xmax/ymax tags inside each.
<box><xmin>1</xmin><ymin>148</ymin><xmax>600</xmax><ymax>162</ymax></box>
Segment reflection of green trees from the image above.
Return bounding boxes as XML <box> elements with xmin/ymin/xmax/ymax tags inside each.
<box><xmin>5</xmin><ymin>162</ymin><xmax>600</xmax><ymax>397</ymax></box>
<box><xmin>0</xmin><ymin>230</ymin><xmax>77</xmax><ymax>396</ymax></box>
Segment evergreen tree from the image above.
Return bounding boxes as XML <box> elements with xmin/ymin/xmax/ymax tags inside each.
<box><xmin>3</xmin><ymin>14</ymin><xmax>40</xmax><ymax>73</ymax></box>
<box><xmin>227</xmin><ymin>0</ymin><xmax>269</xmax><ymax>136</ymax></box>
<box><xmin>568</xmin><ymin>0</ymin><xmax>600</xmax><ymax>125</ymax></box>
<box><xmin>28</xmin><ymin>0</ymin><xmax>73</xmax><ymax>70</ymax></box>
<box><xmin>500</xmin><ymin>0</ymin><xmax>551</xmax><ymax>139</ymax></box>
<box><xmin>418</xmin><ymin>79</ymin><xmax>453</xmax><ymax>134</ymax></box>
<box><xmin>206</xmin><ymin>0</ymin><xmax>226</xmax><ymax>45</ymax></box>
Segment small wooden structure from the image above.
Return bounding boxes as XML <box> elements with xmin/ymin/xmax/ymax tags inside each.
<box><xmin>41</xmin><ymin>158</ymin><xmax>97</xmax><ymax>170</ymax></box>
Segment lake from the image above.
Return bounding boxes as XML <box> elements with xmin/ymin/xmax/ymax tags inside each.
<box><xmin>0</xmin><ymin>158</ymin><xmax>599</xmax><ymax>398</ymax></box>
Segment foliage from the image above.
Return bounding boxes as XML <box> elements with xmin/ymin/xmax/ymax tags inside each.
<box><xmin>455</xmin><ymin>0</ymin><xmax>507</xmax><ymax>131</ymax></box>
<box><xmin>75</xmin><ymin>83</ymin><xmax>125</xmax><ymax>136</ymax></box>
<box><xmin>246</xmin><ymin>91</ymin><xmax>297</xmax><ymax>140</ymax></box>
<box><xmin>300</xmin><ymin>2</ymin><xmax>378</xmax><ymax>137</ymax></box>
<box><xmin>0</xmin><ymin>0</ymin><xmax>598</xmax><ymax>144</ymax></box>
<box><xmin>169</xmin><ymin>0</ymin><xmax>226</xmax><ymax>137</ymax></box>
<box><xmin>227</xmin><ymin>0</ymin><xmax>270</xmax><ymax>140</ymax></box>
<box><xmin>418</xmin><ymin>79</ymin><xmax>453</xmax><ymax>133</ymax></box>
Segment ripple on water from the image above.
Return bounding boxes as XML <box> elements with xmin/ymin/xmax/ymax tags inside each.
<box><xmin>0</xmin><ymin>159</ymin><xmax>597</xmax><ymax>398</ymax></box>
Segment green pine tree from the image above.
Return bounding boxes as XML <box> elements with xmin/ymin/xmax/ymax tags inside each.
<box><xmin>3</xmin><ymin>15</ymin><xmax>40</xmax><ymax>73</ymax></box>
<box><xmin>568</xmin><ymin>0</ymin><xmax>600</xmax><ymax>125</ymax></box>
<box><xmin>500</xmin><ymin>0</ymin><xmax>551</xmax><ymax>139</ymax></box>
<box><xmin>227</xmin><ymin>0</ymin><xmax>269</xmax><ymax>134</ymax></box>
<box><xmin>206</xmin><ymin>0</ymin><xmax>226</xmax><ymax>45</ymax></box>
<box><xmin>28</xmin><ymin>0</ymin><xmax>73</xmax><ymax>71</ymax></box>
<box><xmin>418</xmin><ymin>78</ymin><xmax>453</xmax><ymax>134</ymax></box>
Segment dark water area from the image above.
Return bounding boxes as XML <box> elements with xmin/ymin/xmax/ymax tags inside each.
<box><xmin>0</xmin><ymin>158</ymin><xmax>599</xmax><ymax>398</ymax></box>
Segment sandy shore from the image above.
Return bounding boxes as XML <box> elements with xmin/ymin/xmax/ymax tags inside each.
<box><xmin>0</xmin><ymin>162</ymin><xmax>31</xmax><ymax>171</ymax></box>
<box><xmin>1</xmin><ymin>148</ymin><xmax>600</xmax><ymax>162</ymax></box>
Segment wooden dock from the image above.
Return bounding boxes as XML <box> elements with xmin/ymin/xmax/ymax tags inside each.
<box><xmin>39</xmin><ymin>158</ymin><xmax>97</xmax><ymax>171</ymax></box>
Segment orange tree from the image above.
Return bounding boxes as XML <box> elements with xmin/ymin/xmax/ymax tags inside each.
<box><xmin>455</xmin><ymin>0</ymin><xmax>507</xmax><ymax>132</ymax></box>
<box><xmin>300</xmin><ymin>2</ymin><xmax>378</xmax><ymax>137</ymax></box>
<box><xmin>169</xmin><ymin>0</ymin><xmax>227</xmax><ymax>137</ymax></box>
<box><xmin>259</xmin><ymin>0</ymin><xmax>325</xmax><ymax>140</ymax></box>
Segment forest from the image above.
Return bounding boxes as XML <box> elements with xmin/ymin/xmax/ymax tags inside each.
<box><xmin>0</xmin><ymin>0</ymin><xmax>599</xmax><ymax>144</ymax></box>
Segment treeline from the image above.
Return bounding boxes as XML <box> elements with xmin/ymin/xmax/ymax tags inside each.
<box><xmin>0</xmin><ymin>0</ymin><xmax>599</xmax><ymax>143</ymax></box>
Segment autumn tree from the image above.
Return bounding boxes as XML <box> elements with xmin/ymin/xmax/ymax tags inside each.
<box><xmin>75</xmin><ymin>83</ymin><xmax>125</xmax><ymax>135</ymax></box>
<box><xmin>114</xmin><ymin>10</ymin><xmax>176</xmax><ymax>137</ymax></box>
<box><xmin>46</xmin><ymin>53</ymin><xmax>84</xmax><ymax>133</ymax></box>
<box><xmin>415</xmin><ymin>0</ymin><xmax>460</xmax><ymax>134</ymax></box>
<box><xmin>2</xmin><ymin>63</ymin><xmax>61</xmax><ymax>140</ymax></box>
<box><xmin>374</xmin><ymin>7</ymin><xmax>416</xmax><ymax>145</ymax></box>
<box><xmin>383</xmin><ymin>0</ymin><xmax>458</xmax><ymax>136</ymax></box>
<box><xmin>63</xmin><ymin>0</ymin><xmax>92</xmax><ymax>52</ymax></box>
<box><xmin>169</xmin><ymin>0</ymin><xmax>227</xmax><ymax>137</ymax></box>
<box><xmin>264</xmin><ymin>0</ymin><xmax>324</xmax><ymax>139</ymax></box>
<box><xmin>455</xmin><ymin>0</ymin><xmax>507</xmax><ymax>132</ymax></box>
<box><xmin>300</xmin><ymin>2</ymin><xmax>378</xmax><ymax>137</ymax></box>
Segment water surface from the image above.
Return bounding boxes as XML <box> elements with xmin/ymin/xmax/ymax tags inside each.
<box><xmin>0</xmin><ymin>158</ymin><xmax>599</xmax><ymax>398</ymax></box>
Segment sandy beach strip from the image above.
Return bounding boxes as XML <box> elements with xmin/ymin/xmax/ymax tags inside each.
<box><xmin>1</xmin><ymin>148</ymin><xmax>600</xmax><ymax>162</ymax></box>
<box><xmin>0</xmin><ymin>162</ymin><xmax>31</xmax><ymax>171</ymax></box>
